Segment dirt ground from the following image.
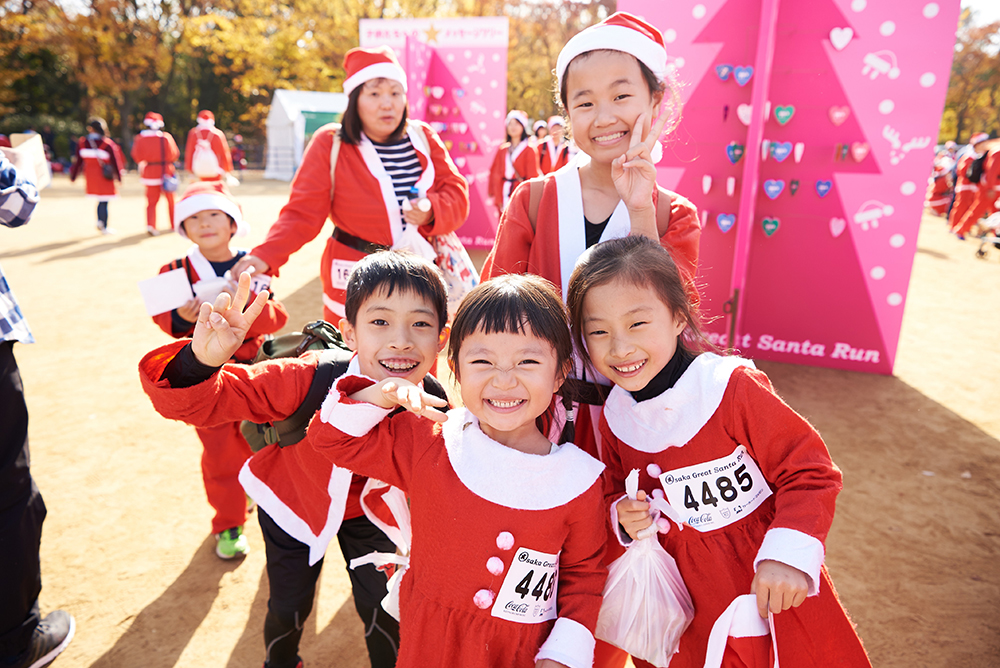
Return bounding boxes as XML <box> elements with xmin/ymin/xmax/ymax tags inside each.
<box><xmin>3</xmin><ymin>171</ymin><xmax>997</xmax><ymax>668</ymax></box>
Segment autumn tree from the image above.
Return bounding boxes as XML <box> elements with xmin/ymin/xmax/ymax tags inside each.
<box><xmin>940</xmin><ymin>14</ymin><xmax>1000</xmax><ymax>142</ymax></box>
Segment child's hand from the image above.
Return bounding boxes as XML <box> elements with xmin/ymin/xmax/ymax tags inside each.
<box><xmin>611</xmin><ymin>109</ymin><xmax>671</xmax><ymax>238</ymax></box>
<box><xmin>380</xmin><ymin>379</ymin><xmax>449</xmax><ymax>423</ymax></box>
<box><xmin>231</xmin><ymin>254</ymin><xmax>270</xmax><ymax>278</ymax></box>
<box><xmin>750</xmin><ymin>559</ymin><xmax>809</xmax><ymax>618</ymax></box>
<box><xmin>175</xmin><ymin>297</ymin><xmax>202</xmax><ymax>324</ymax></box>
<box><xmin>191</xmin><ymin>271</ymin><xmax>270</xmax><ymax>367</ymax></box>
<box><xmin>618</xmin><ymin>489</ymin><xmax>654</xmax><ymax>540</ymax></box>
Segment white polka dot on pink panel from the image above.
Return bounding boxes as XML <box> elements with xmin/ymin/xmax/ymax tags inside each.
<box><xmin>496</xmin><ymin>531</ymin><xmax>514</xmax><ymax>550</ymax></box>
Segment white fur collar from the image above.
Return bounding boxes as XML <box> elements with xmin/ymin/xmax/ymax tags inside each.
<box><xmin>603</xmin><ymin>353</ymin><xmax>754</xmax><ymax>453</ymax></box>
<box><xmin>442</xmin><ymin>407</ymin><xmax>604</xmax><ymax>510</ymax></box>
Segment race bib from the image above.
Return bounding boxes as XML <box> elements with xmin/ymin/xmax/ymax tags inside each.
<box><xmin>491</xmin><ymin>547</ymin><xmax>559</xmax><ymax>624</ymax></box>
<box><xmin>658</xmin><ymin>445</ymin><xmax>772</xmax><ymax>532</ymax></box>
<box><xmin>330</xmin><ymin>259</ymin><xmax>357</xmax><ymax>291</ymax></box>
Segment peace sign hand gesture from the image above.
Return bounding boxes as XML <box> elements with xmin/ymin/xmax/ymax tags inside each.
<box><xmin>191</xmin><ymin>271</ymin><xmax>271</xmax><ymax>367</ymax></box>
<box><xmin>611</xmin><ymin>110</ymin><xmax>670</xmax><ymax>237</ymax></box>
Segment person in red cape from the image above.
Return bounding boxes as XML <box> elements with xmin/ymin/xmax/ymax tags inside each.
<box><xmin>130</xmin><ymin>112</ymin><xmax>180</xmax><ymax>235</ymax></box>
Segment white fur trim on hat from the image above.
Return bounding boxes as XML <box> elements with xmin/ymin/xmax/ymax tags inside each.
<box><xmin>505</xmin><ymin>110</ymin><xmax>530</xmax><ymax>133</ymax></box>
<box><xmin>557</xmin><ymin>22</ymin><xmax>667</xmax><ymax>89</ymax></box>
<box><xmin>548</xmin><ymin>116</ymin><xmax>565</xmax><ymax>128</ymax></box>
<box><xmin>344</xmin><ymin>62</ymin><xmax>408</xmax><ymax>96</ymax></box>
<box><xmin>173</xmin><ymin>192</ymin><xmax>247</xmax><ymax>239</ymax></box>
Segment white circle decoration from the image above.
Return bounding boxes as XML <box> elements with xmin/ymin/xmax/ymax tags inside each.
<box><xmin>492</xmin><ymin>53</ymin><xmax>500</xmax><ymax>62</ymax></box>
<box><xmin>493</xmin><ymin>110</ymin><xmax>502</xmax><ymax>119</ymax></box>
<box><xmin>693</xmin><ymin>4</ymin><xmax>706</xmax><ymax>19</ymax></box>
<box><xmin>851</xmin><ymin>0</ymin><xmax>866</xmax><ymax>10</ymax></box>
<box><xmin>461</xmin><ymin>76</ymin><xmax>469</xmax><ymax>84</ymax></box>
<box><xmin>900</xmin><ymin>181</ymin><xmax>917</xmax><ymax>195</ymax></box>
<box><xmin>880</xmin><ymin>21</ymin><xmax>895</xmax><ymax>36</ymax></box>
<box><xmin>447</xmin><ymin>53</ymin><xmax>455</xmax><ymax>62</ymax></box>
<box><xmin>664</xmin><ymin>28</ymin><xmax>677</xmax><ymax>43</ymax></box>
<box><xmin>887</xmin><ymin>293</ymin><xmax>903</xmax><ymax>306</ymax></box>
<box><xmin>475</xmin><ymin>87</ymin><xmax>483</xmax><ymax>95</ymax></box>
<box><xmin>490</xmin><ymin>80</ymin><xmax>498</xmax><ymax>88</ymax></box>
<box><xmin>923</xmin><ymin>3</ymin><xmax>939</xmax><ymax>18</ymax></box>
<box><xmin>479</xmin><ymin>122</ymin><xmax>487</xmax><ymax>130</ymax></box>
<box><xmin>879</xmin><ymin>99</ymin><xmax>895</xmax><ymax>114</ymax></box>
<box><xmin>464</xmin><ymin>50</ymin><xmax>472</xmax><ymax>59</ymax></box>
<box><xmin>870</xmin><ymin>266</ymin><xmax>886</xmax><ymax>280</ymax></box>
<box><xmin>889</xmin><ymin>234</ymin><xmax>905</xmax><ymax>248</ymax></box>
<box><xmin>920</xmin><ymin>72</ymin><xmax>936</xmax><ymax>87</ymax></box>
<box><xmin>674</xmin><ymin>57</ymin><xmax>685</xmax><ymax>68</ymax></box>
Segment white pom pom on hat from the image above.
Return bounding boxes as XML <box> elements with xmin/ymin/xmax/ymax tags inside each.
<box><xmin>143</xmin><ymin>112</ymin><xmax>164</xmax><ymax>130</ymax></box>
<box><xmin>556</xmin><ymin>11</ymin><xmax>668</xmax><ymax>90</ymax></box>
<box><xmin>343</xmin><ymin>45</ymin><xmax>408</xmax><ymax>96</ymax></box>
<box><xmin>173</xmin><ymin>181</ymin><xmax>248</xmax><ymax>239</ymax></box>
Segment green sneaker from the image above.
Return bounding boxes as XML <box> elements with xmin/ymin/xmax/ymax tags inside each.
<box><xmin>215</xmin><ymin>526</ymin><xmax>249</xmax><ymax>560</ymax></box>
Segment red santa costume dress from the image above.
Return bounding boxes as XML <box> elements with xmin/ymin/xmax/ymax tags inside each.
<box><xmin>539</xmin><ymin>117</ymin><xmax>573</xmax><ymax>174</ymax></box>
<box><xmin>955</xmin><ymin>142</ymin><xmax>1000</xmax><ymax>237</ymax></box>
<box><xmin>600</xmin><ymin>353</ymin><xmax>871</xmax><ymax>668</ymax></box>
<box><xmin>307</xmin><ymin>374</ymin><xmax>609</xmax><ymax>668</ymax></box>
<box><xmin>131</xmin><ymin>112</ymin><xmax>180</xmax><ymax>233</ymax></box>
<box><xmin>184</xmin><ymin>110</ymin><xmax>233</xmax><ymax>182</ymax></box>
<box><xmin>153</xmin><ymin>184</ymin><xmax>288</xmax><ymax>536</ymax></box>
<box><xmin>489</xmin><ymin>111</ymin><xmax>541</xmax><ymax>217</ymax></box>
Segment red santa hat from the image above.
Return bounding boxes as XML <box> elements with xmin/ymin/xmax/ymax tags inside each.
<box><xmin>343</xmin><ymin>46</ymin><xmax>408</xmax><ymax>96</ymax></box>
<box><xmin>556</xmin><ymin>12</ymin><xmax>668</xmax><ymax>90</ymax></box>
<box><xmin>143</xmin><ymin>112</ymin><xmax>164</xmax><ymax>130</ymax></box>
<box><xmin>505</xmin><ymin>110</ymin><xmax>530</xmax><ymax>134</ymax></box>
<box><xmin>970</xmin><ymin>132</ymin><xmax>990</xmax><ymax>146</ymax></box>
<box><xmin>197</xmin><ymin>110</ymin><xmax>215</xmax><ymax>122</ymax></box>
<box><xmin>173</xmin><ymin>181</ymin><xmax>248</xmax><ymax>239</ymax></box>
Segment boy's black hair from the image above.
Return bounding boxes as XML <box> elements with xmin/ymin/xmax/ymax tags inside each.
<box><xmin>340</xmin><ymin>82</ymin><xmax>409</xmax><ymax>146</ymax></box>
<box><xmin>87</xmin><ymin>117</ymin><xmax>109</xmax><ymax>136</ymax></box>
<box><xmin>448</xmin><ymin>273</ymin><xmax>572</xmax><ymax>379</ymax></box>
<box><xmin>343</xmin><ymin>250</ymin><xmax>448</xmax><ymax>331</ymax></box>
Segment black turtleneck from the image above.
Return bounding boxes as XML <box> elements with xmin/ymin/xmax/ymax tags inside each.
<box><xmin>629</xmin><ymin>343</ymin><xmax>696</xmax><ymax>403</ymax></box>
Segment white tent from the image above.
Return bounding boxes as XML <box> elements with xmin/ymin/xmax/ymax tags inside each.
<box><xmin>264</xmin><ymin>89</ymin><xmax>348</xmax><ymax>181</ymax></box>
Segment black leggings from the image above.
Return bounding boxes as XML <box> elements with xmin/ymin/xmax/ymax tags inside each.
<box><xmin>259</xmin><ymin>509</ymin><xmax>400</xmax><ymax>668</ymax></box>
<box><xmin>97</xmin><ymin>201</ymin><xmax>108</xmax><ymax>226</ymax></box>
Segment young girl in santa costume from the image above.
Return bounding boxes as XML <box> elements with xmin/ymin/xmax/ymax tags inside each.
<box><xmin>152</xmin><ymin>181</ymin><xmax>288</xmax><ymax>559</ymax></box>
<box><xmin>233</xmin><ymin>46</ymin><xmax>469</xmax><ymax>324</ymax></box>
<box><xmin>69</xmin><ymin>117</ymin><xmax>125</xmax><ymax>234</ymax></box>
<box><xmin>566</xmin><ymin>236</ymin><xmax>872</xmax><ymax>668</ymax></box>
<box><xmin>488</xmin><ymin>110</ymin><xmax>541</xmax><ymax>217</ymax></box>
<box><xmin>184</xmin><ymin>110</ymin><xmax>234</xmax><ymax>182</ymax></box>
<box><xmin>307</xmin><ymin>273</ymin><xmax>608</xmax><ymax>668</ymax></box>
<box><xmin>539</xmin><ymin>117</ymin><xmax>573</xmax><ymax>174</ymax></box>
<box><xmin>130</xmin><ymin>112</ymin><xmax>180</xmax><ymax>235</ymax></box>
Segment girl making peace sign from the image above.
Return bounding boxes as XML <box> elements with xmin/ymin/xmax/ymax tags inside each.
<box><xmin>482</xmin><ymin>12</ymin><xmax>701</xmax><ymax>462</ymax></box>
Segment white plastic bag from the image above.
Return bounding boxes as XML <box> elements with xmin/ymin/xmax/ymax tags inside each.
<box><xmin>595</xmin><ymin>469</ymin><xmax>695</xmax><ymax>668</ymax></box>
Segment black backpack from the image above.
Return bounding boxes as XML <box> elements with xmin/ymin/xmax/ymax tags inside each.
<box><xmin>240</xmin><ymin>321</ymin><xmax>353</xmax><ymax>452</ymax></box>
<box><xmin>240</xmin><ymin>320</ymin><xmax>449</xmax><ymax>451</ymax></box>
<box><xmin>967</xmin><ymin>153</ymin><xmax>988</xmax><ymax>184</ymax></box>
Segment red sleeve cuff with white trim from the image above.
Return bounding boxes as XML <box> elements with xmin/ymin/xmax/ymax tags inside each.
<box><xmin>318</xmin><ymin>374</ymin><xmax>392</xmax><ymax>437</ymax></box>
<box><xmin>535</xmin><ymin>616</ymin><xmax>596</xmax><ymax>668</ymax></box>
<box><xmin>753</xmin><ymin>527</ymin><xmax>825</xmax><ymax>596</ymax></box>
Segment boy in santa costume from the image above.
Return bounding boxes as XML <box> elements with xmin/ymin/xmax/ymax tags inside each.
<box><xmin>184</xmin><ymin>110</ymin><xmax>234</xmax><ymax>182</ymax></box>
<box><xmin>488</xmin><ymin>109</ymin><xmax>541</xmax><ymax>216</ymax></box>
<box><xmin>151</xmin><ymin>181</ymin><xmax>288</xmax><ymax>560</ymax></box>
<box><xmin>231</xmin><ymin>46</ymin><xmax>469</xmax><ymax>324</ymax></box>
<box><xmin>140</xmin><ymin>250</ymin><xmax>450</xmax><ymax>668</ymax></box>
<box><xmin>539</xmin><ymin>116</ymin><xmax>573</xmax><ymax>174</ymax></box>
<box><xmin>130</xmin><ymin>112</ymin><xmax>180</xmax><ymax>235</ymax></box>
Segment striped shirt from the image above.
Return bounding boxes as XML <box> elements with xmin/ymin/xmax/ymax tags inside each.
<box><xmin>372</xmin><ymin>137</ymin><xmax>422</xmax><ymax>210</ymax></box>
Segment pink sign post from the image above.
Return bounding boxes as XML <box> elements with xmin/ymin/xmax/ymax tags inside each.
<box><xmin>622</xmin><ymin>0</ymin><xmax>960</xmax><ymax>374</ymax></box>
<box><xmin>360</xmin><ymin>18</ymin><xmax>510</xmax><ymax>249</ymax></box>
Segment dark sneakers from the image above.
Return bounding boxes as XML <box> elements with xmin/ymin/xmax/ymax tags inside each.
<box><xmin>6</xmin><ymin>611</ymin><xmax>75</xmax><ymax>668</ymax></box>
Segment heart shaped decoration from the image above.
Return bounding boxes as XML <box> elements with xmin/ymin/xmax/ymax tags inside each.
<box><xmin>429</xmin><ymin>104</ymin><xmax>441</xmax><ymax>116</ymax></box>
<box><xmin>431</xmin><ymin>122</ymin><xmax>448</xmax><ymax>134</ymax></box>
<box><xmin>816</xmin><ymin>180</ymin><xmax>833</xmax><ymax>197</ymax></box>
<box><xmin>790</xmin><ymin>179</ymin><xmax>800</xmax><ymax>195</ymax></box>
<box><xmin>771</xmin><ymin>141</ymin><xmax>793</xmax><ymax>162</ymax></box>
<box><xmin>726</xmin><ymin>143</ymin><xmax>745</xmax><ymax>164</ymax></box>
<box><xmin>774</xmin><ymin>105</ymin><xmax>795</xmax><ymax>125</ymax></box>
<box><xmin>851</xmin><ymin>142</ymin><xmax>870</xmax><ymax>162</ymax></box>
<box><xmin>737</xmin><ymin>104</ymin><xmax>753</xmax><ymax>126</ymax></box>
<box><xmin>444</xmin><ymin>140</ymin><xmax>454</xmax><ymax>150</ymax></box>
<box><xmin>453</xmin><ymin>88</ymin><xmax>466</xmax><ymax>98</ymax></box>
<box><xmin>762</xmin><ymin>218</ymin><xmax>780</xmax><ymax>236</ymax></box>
<box><xmin>716</xmin><ymin>64</ymin><xmax>734</xmax><ymax>81</ymax></box>
<box><xmin>452</xmin><ymin>122</ymin><xmax>469</xmax><ymax>134</ymax></box>
<box><xmin>829</xmin><ymin>106</ymin><xmax>850</xmax><ymax>126</ymax></box>
<box><xmin>830</xmin><ymin>217</ymin><xmax>847</xmax><ymax>237</ymax></box>
<box><xmin>734</xmin><ymin>66</ymin><xmax>754</xmax><ymax>86</ymax></box>
<box><xmin>763</xmin><ymin>179</ymin><xmax>785</xmax><ymax>199</ymax></box>
<box><xmin>717</xmin><ymin>213</ymin><xmax>736</xmax><ymax>233</ymax></box>
<box><xmin>830</xmin><ymin>27</ymin><xmax>854</xmax><ymax>51</ymax></box>
<box><xmin>454</xmin><ymin>157</ymin><xmax>467</xmax><ymax>168</ymax></box>
<box><xmin>430</xmin><ymin>86</ymin><xmax>445</xmax><ymax>99</ymax></box>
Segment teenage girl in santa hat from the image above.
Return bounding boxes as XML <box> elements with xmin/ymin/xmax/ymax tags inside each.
<box><xmin>232</xmin><ymin>45</ymin><xmax>469</xmax><ymax>324</ymax></box>
<box><xmin>130</xmin><ymin>112</ymin><xmax>180</xmax><ymax>235</ymax></box>
<box><xmin>69</xmin><ymin>117</ymin><xmax>126</xmax><ymax>234</ymax></box>
<box><xmin>184</xmin><ymin>110</ymin><xmax>234</xmax><ymax>182</ymax></box>
<box><xmin>488</xmin><ymin>110</ymin><xmax>541</xmax><ymax>217</ymax></box>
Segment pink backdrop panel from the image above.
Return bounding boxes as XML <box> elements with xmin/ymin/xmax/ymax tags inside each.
<box><xmin>361</xmin><ymin>18</ymin><xmax>509</xmax><ymax>249</ymax></box>
<box><xmin>622</xmin><ymin>0</ymin><xmax>959</xmax><ymax>374</ymax></box>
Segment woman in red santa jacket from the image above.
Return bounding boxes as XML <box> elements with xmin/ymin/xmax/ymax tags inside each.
<box><xmin>131</xmin><ymin>112</ymin><xmax>180</xmax><ymax>235</ymax></box>
<box><xmin>232</xmin><ymin>45</ymin><xmax>470</xmax><ymax>323</ymax></box>
<box><xmin>488</xmin><ymin>110</ymin><xmax>541</xmax><ymax>217</ymax></box>
<box><xmin>69</xmin><ymin>117</ymin><xmax>125</xmax><ymax>234</ymax></box>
